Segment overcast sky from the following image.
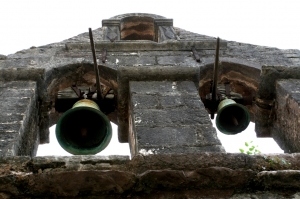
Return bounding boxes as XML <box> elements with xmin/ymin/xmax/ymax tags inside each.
<box><xmin>1</xmin><ymin>0</ymin><xmax>295</xmax><ymax>155</ymax></box>
<box><xmin>1</xmin><ymin>0</ymin><xmax>300</xmax><ymax>56</ymax></box>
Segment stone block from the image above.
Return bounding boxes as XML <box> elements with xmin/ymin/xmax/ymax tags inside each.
<box><xmin>258</xmin><ymin>170</ymin><xmax>300</xmax><ymax>192</ymax></box>
<box><xmin>196</xmin><ymin>125</ymin><xmax>222</xmax><ymax>145</ymax></box>
<box><xmin>133</xmin><ymin>109</ymin><xmax>172</xmax><ymax>127</ymax></box>
<box><xmin>130</xmin><ymin>94</ymin><xmax>159</xmax><ymax>109</ymax></box>
<box><xmin>138</xmin><ymin>145</ymin><xmax>225</xmax><ymax>155</ymax></box>
<box><xmin>130</xmin><ymin>81</ymin><xmax>174</xmax><ymax>94</ymax></box>
<box><xmin>272</xmin><ymin>79</ymin><xmax>300</xmax><ymax>153</ymax></box>
<box><xmin>157</xmin><ymin>55</ymin><xmax>200</xmax><ymax>67</ymax></box>
<box><xmin>159</xmin><ymin>95</ymin><xmax>184</xmax><ymax>108</ymax></box>
<box><xmin>136</xmin><ymin>126</ymin><xmax>198</xmax><ymax>146</ymax></box>
<box><xmin>107</xmin><ymin>54</ymin><xmax>157</xmax><ymax>67</ymax></box>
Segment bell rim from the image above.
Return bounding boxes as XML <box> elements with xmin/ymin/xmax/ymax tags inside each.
<box><xmin>55</xmin><ymin>106</ymin><xmax>112</xmax><ymax>155</ymax></box>
<box><xmin>216</xmin><ymin>103</ymin><xmax>250</xmax><ymax>135</ymax></box>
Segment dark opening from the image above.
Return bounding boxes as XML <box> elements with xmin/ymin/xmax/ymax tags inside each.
<box><xmin>217</xmin><ymin>104</ymin><xmax>250</xmax><ymax>134</ymax></box>
<box><xmin>59</xmin><ymin>108</ymin><xmax>107</xmax><ymax>149</ymax></box>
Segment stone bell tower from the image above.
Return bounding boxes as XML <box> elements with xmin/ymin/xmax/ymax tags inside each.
<box><xmin>0</xmin><ymin>13</ymin><xmax>300</xmax><ymax>198</ymax></box>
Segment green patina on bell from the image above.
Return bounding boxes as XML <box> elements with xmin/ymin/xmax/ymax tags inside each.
<box><xmin>56</xmin><ymin>99</ymin><xmax>112</xmax><ymax>155</ymax></box>
<box><xmin>216</xmin><ymin>99</ymin><xmax>250</xmax><ymax>135</ymax></box>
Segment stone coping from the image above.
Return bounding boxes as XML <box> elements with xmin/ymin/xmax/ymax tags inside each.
<box><xmin>65</xmin><ymin>39</ymin><xmax>227</xmax><ymax>52</ymax></box>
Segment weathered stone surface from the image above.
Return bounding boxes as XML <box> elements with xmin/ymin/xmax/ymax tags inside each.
<box><xmin>157</xmin><ymin>55</ymin><xmax>200</xmax><ymax>67</ymax></box>
<box><xmin>129</xmin><ymin>81</ymin><xmax>224</xmax><ymax>156</ymax></box>
<box><xmin>30</xmin><ymin>155</ymin><xmax>130</xmax><ymax>173</ymax></box>
<box><xmin>0</xmin><ymin>55</ymin><xmax>6</xmax><ymax>60</ymax></box>
<box><xmin>129</xmin><ymin>153</ymin><xmax>300</xmax><ymax>173</ymax></box>
<box><xmin>24</xmin><ymin>170</ymin><xmax>136</xmax><ymax>197</ymax></box>
<box><xmin>272</xmin><ymin>79</ymin><xmax>300</xmax><ymax>153</ymax></box>
<box><xmin>0</xmin><ymin>81</ymin><xmax>38</xmax><ymax>156</ymax></box>
<box><xmin>118</xmin><ymin>65</ymin><xmax>200</xmax><ymax>142</ymax></box>
<box><xmin>103</xmin><ymin>26</ymin><xmax>120</xmax><ymax>42</ymax></box>
<box><xmin>258</xmin><ymin>170</ymin><xmax>300</xmax><ymax>194</ymax></box>
<box><xmin>0</xmin><ymin>154</ymin><xmax>299</xmax><ymax>198</ymax></box>
<box><xmin>230</xmin><ymin>192</ymin><xmax>298</xmax><ymax>199</ymax></box>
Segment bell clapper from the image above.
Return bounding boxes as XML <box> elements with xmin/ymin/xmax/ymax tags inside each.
<box><xmin>231</xmin><ymin>115</ymin><xmax>239</xmax><ymax>126</ymax></box>
<box><xmin>81</xmin><ymin>127</ymin><xmax>88</xmax><ymax>137</ymax></box>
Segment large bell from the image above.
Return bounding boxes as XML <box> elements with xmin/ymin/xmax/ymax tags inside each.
<box><xmin>56</xmin><ymin>99</ymin><xmax>112</xmax><ymax>155</ymax></box>
<box><xmin>216</xmin><ymin>99</ymin><xmax>250</xmax><ymax>135</ymax></box>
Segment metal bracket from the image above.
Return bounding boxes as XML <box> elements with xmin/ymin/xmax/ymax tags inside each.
<box><xmin>192</xmin><ymin>47</ymin><xmax>201</xmax><ymax>62</ymax></box>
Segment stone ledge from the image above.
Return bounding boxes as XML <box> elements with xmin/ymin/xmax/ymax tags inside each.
<box><xmin>30</xmin><ymin>155</ymin><xmax>130</xmax><ymax>173</ymax></box>
<box><xmin>65</xmin><ymin>39</ymin><xmax>227</xmax><ymax>52</ymax></box>
<box><xmin>1</xmin><ymin>153</ymin><xmax>300</xmax><ymax>174</ymax></box>
<box><xmin>0</xmin><ymin>153</ymin><xmax>300</xmax><ymax>198</ymax></box>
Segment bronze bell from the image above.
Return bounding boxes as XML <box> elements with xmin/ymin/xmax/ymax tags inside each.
<box><xmin>216</xmin><ymin>99</ymin><xmax>250</xmax><ymax>135</ymax></box>
<box><xmin>55</xmin><ymin>99</ymin><xmax>112</xmax><ymax>155</ymax></box>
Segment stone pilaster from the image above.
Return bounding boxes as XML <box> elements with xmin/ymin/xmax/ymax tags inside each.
<box><xmin>128</xmin><ymin>81</ymin><xmax>224</xmax><ymax>156</ymax></box>
<box><xmin>0</xmin><ymin>81</ymin><xmax>38</xmax><ymax>156</ymax></box>
<box><xmin>272</xmin><ymin>79</ymin><xmax>300</xmax><ymax>153</ymax></box>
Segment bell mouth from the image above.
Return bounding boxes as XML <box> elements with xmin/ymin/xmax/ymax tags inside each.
<box><xmin>56</xmin><ymin>105</ymin><xmax>112</xmax><ymax>155</ymax></box>
<box><xmin>216</xmin><ymin>99</ymin><xmax>250</xmax><ymax>135</ymax></box>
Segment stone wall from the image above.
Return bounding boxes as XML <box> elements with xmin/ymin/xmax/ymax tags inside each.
<box><xmin>2</xmin><ymin>22</ymin><xmax>298</xmax><ymax>142</ymax></box>
<box><xmin>0</xmin><ymin>81</ymin><xmax>38</xmax><ymax>157</ymax></box>
<box><xmin>0</xmin><ymin>154</ymin><xmax>299</xmax><ymax>198</ymax></box>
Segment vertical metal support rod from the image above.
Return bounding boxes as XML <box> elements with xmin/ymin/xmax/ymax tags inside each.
<box><xmin>102</xmin><ymin>49</ymin><xmax>107</xmax><ymax>63</ymax></box>
<box><xmin>89</xmin><ymin>28</ymin><xmax>103</xmax><ymax>100</ymax></box>
<box><xmin>211</xmin><ymin>37</ymin><xmax>220</xmax><ymax>119</ymax></box>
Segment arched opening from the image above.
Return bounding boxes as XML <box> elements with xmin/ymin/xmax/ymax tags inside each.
<box><xmin>199</xmin><ymin>61</ymin><xmax>260</xmax><ymax>121</ymax></box>
<box><xmin>199</xmin><ymin>60</ymin><xmax>283</xmax><ymax>153</ymax></box>
<box><xmin>120</xmin><ymin>16</ymin><xmax>155</xmax><ymax>41</ymax></box>
<box><xmin>46</xmin><ymin>63</ymin><xmax>118</xmax><ymax>126</ymax></box>
<box><xmin>37</xmin><ymin>63</ymin><xmax>126</xmax><ymax>154</ymax></box>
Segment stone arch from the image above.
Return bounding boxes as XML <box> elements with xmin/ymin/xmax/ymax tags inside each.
<box><xmin>44</xmin><ymin>63</ymin><xmax>118</xmax><ymax>130</ymax></box>
<box><xmin>199</xmin><ymin>58</ymin><xmax>261</xmax><ymax>121</ymax></box>
<box><xmin>46</xmin><ymin>63</ymin><xmax>117</xmax><ymax>101</ymax></box>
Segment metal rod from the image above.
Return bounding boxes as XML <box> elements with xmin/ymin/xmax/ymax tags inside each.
<box><xmin>102</xmin><ymin>49</ymin><xmax>107</xmax><ymax>63</ymax></box>
<box><xmin>192</xmin><ymin>47</ymin><xmax>200</xmax><ymax>62</ymax></box>
<box><xmin>89</xmin><ymin>28</ymin><xmax>103</xmax><ymax>100</ymax></box>
<box><xmin>71</xmin><ymin>85</ymin><xmax>82</xmax><ymax>98</ymax></box>
<box><xmin>211</xmin><ymin>37</ymin><xmax>220</xmax><ymax>119</ymax></box>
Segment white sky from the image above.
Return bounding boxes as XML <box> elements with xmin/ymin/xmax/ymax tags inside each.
<box><xmin>2</xmin><ymin>0</ymin><xmax>296</xmax><ymax>155</ymax></box>
<box><xmin>1</xmin><ymin>0</ymin><xmax>299</xmax><ymax>55</ymax></box>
